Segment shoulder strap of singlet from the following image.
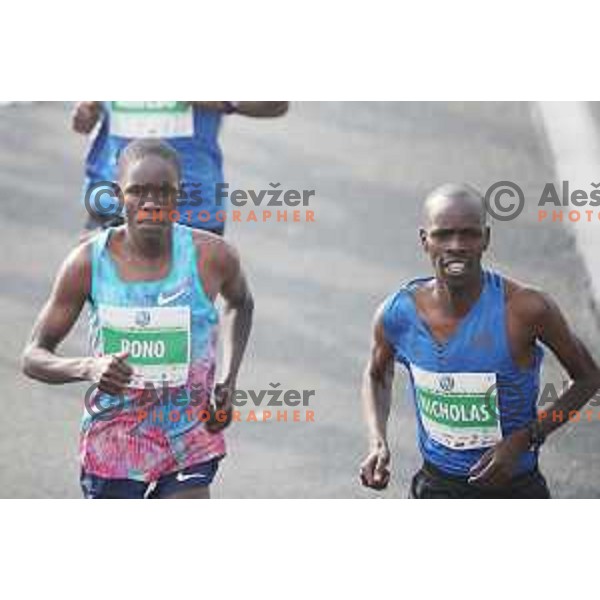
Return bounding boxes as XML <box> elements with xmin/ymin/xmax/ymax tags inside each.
<box><xmin>381</xmin><ymin>282</ymin><xmax>420</xmax><ymax>346</ymax></box>
<box><xmin>89</xmin><ymin>228</ymin><xmax>112</xmax><ymax>304</ymax></box>
<box><xmin>182</xmin><ymin>225</ymin><xmax>219</xmax><ymax>313</ymax></box>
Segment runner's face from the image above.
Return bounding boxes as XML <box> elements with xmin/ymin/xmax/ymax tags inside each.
<box><xmin>120</xmin><ymin>156</ymin><xmax>180</xmax><ymax>236</ymax></box>
<box><xmin>420</xmin><ymin>202</ymin><xmax>489</xmax><ymax>286</ymax></box>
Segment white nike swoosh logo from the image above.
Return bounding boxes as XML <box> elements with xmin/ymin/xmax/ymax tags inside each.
<box><xmin>157</xmin><ymin>289</ymin><xmax>187</xmax><ymax>306</ymax></box>
<box><xmin>175</xmin><ymin>472</ymin><xmax>208</xmax><ymax>482</ymax></box>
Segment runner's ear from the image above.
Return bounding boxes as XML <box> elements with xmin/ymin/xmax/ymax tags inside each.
<box><xmin>482</xmin><ymin>225</ymin><xmax>491</xmax><ymax>251</ymax></box>
<box><xmin>419</xmin><ymin>227</ymin><xmax>428</xmax><ymax>250</ymax></box>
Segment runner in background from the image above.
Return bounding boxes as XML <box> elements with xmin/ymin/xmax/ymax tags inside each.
<box><xmin>359</xmin><ymin>183</ymin><xmax>600</xmax><ymax>498</ymax></box>
<box><xmin>73</xmin><ymin>101</ymin><xmax>289</xmax><ymax>235</ymax></box>
<box><xmin>22</xmin><ymin>139</ymin><xmax>254</xmax><ymax>499</ymax></box>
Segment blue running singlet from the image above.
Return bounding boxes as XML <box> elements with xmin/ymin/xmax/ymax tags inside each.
<box><xmin>82</xmin><ymin>102</ymin><xmax>225</xmax><ymax>231</ymax></box>
<box><xmin>382</xmin><ymin>270</ymin><xmax>543</xmax><ymax>477</ymax></box>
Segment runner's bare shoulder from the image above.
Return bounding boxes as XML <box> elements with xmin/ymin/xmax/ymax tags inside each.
<box><xmin>375</xmin><ymin>280</ymin><xmax>422</xmax><ymax>344</ymax></box>
<box><xmin>54</xmin><ymin>238</ymin><xmax>94</xmax><ymax>299</ymax></box>
<box><xmin>503</xmin><ymin>276</ymin><xmax>556</xmax><ymax>333</ymax></box>
<box><xmin>191</xmin><ymin>230</ymin><xmax>242</xmax><ymax>291</ymax></box>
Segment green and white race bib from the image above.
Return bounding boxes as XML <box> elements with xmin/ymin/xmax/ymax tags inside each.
<box><xmin>110</xmin><ymin>101</ymin><xmax>194</xmax><ymax>138</ymax></box>
<box><xmin>411</xmin><ymin>364</ymin><xmax>502</xmax><ymax>450</ymax></box>
<box><xmin>99</xmin><ymin>305</ymin><xmax>191</xmax><ymax>388</ymax></box>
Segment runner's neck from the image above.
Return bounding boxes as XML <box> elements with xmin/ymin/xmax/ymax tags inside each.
<box><xmin>123</xmin><ymin>227</ymin><xmax>172</xmax><ymax>262</ymax></box>
<box><xmin>432</xmin><ymin>272</ymin><xmax>484</xmax><ymax>318</ymax></box>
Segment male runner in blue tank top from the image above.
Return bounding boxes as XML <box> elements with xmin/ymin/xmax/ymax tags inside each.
<box><xmin>22</xmin><ymin>139</ymin><xmax>254</xmax><ymax>499</ymax></box>
<box><xmin>360</xmin><ymin>183</ymin><xmax>600</xmax><ymax>498</ymax></box>
<box><xmin>72</xmin><ymin>101</ymin><xmax>289</xmax><ymax>234</ymax></box>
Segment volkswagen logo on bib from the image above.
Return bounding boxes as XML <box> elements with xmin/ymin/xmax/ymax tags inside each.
<box><xmin>438</xmin><ymin>375</ymin><xmax>455</xmax><ymax>392</ymax></box>
<box><xmin>135</xmin><ymin>310</ymin><xmax>151</xmax><ymax>328</ymax></box>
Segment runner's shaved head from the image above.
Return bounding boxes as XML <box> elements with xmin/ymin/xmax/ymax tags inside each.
<box><xmin>117</xmin><ymin>138</ymin><xmax>181</xmax><ymax>181</ymax></box>
<box><xmin>422</xmin><ymin>183</ymin><xmax>487</xmax><ymax>227</ymax></box>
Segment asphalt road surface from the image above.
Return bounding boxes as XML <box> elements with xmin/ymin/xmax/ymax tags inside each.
<box><xmin>1</xmin><ymin>102</ymin><xmax>599</xmax><ymax>498</ymax></box>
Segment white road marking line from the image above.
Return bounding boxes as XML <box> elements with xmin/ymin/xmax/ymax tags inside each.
<box><xmin>537</xmin><ymin>101</ymin><xmax>600</xmax><ymax>303</ymax></box>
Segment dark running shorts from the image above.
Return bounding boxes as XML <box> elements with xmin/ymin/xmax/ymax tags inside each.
<box><xmin>80</xmin><ymin>457</ymin><xmax>221</xmax><ymax>499</ymax></box>
<box><xmin>409</xmin><ymin>461</ymin><xmax>551</xmax><ymax>499</ymax></box>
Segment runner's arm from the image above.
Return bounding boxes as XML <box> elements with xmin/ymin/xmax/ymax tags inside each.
<box><xmin>363</xmin><ymin>304</ymin><xmax>395</xmax><ymax>446</ymax></box>
<box><xmin>532</xmin><ymin>291</ymin><xmax>600</xmax><ymax>437</ymax></box>
<box><xmin>360</xmin><ymin>303</ymin><xmax>395</xmax><ymax>489</ymax></box>
<box><xmin>188</xmin><ymin>101</ymin><xmax>289</xmax><ymax>117</ymax></box>
<box><xmin>21</xmin><ymin>244</ymin><xmax>94</xmax><ymax>383</ymax></box>
<box><xmin>469</xmin><ymin>290</ymin><xmax>600</xmax><ymax>487</ymax></box>
<box><xmin>232</xmin><ymin>102</ymin><xmax>289</xmax><ymax>117</ymax></box>
<box><xmin>217</xmin><ymin>244</ymin><xmax>254</xmax><ymax>387</ymax></box>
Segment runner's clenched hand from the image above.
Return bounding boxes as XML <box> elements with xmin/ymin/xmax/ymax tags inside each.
<box><xmin>360</xmin><ymin>443</ymin><xmax>391</xmax><ymax>490</ymax></box>
<box><xmin>468</xmin><ymin>429</ymin><xmax>529</xmax><ymax>488</ymax></box>
<box><xmin>72</xmin><ymin>101</ymin><xmax>101</xmax><ymax>134</ymax></box>
<box><xmin>88</xmin><ymin>351</ymin><xmax>133</xmax><ymax>396</ymax></box>
<box><xmin>206</xmin><ymin>380</ymin><xmax>235</xmax><ymax>433</ymax></box>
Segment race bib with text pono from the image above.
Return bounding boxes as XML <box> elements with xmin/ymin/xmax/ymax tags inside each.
<box><xmin>99</xmin><ymin>305</ymin><xmax>191</xmax><ymax>388</ymax></box>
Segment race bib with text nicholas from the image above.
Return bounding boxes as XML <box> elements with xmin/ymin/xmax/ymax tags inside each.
<box><xmin>99</xmin><ymin>305</ymin><xmax>191</xmax><ymax>388</ymax></box>
<box><xmin>109</xmin><ymin>101</ymin><xmax>194</xmax><ymax>138</ymax></box>
<box><xmin>411</xmin><ymin>364</ymin><xmax>502</xmax><ymax>450</ymax></box>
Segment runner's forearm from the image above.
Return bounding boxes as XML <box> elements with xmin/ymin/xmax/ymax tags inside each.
<box><xmin>362</xmin><ymin>364</ymin><xmax>393</xmax><ymax>447</ymax></box>
<box><xmin>220</xmin><ymin>294</ymin><xmax>254</xmax><ymax>384</ymax></box>
<box><xmin>538</xmin><ymin>375</ymin><xmax>600</xmax><ymax>437</ymax></box>
<box><xmin>234</xmin><ymin>102</ymin><xmax>288</xmax><ymax>117</ymax></box>
<box><xmin>22</xmin><ymin>346</ymin><xmax>92</xmax><ymax>384</ymax></box>
<box><xmin>188</xmin><ymin>101</ymin><xmax>288</xmax><ymax>117</ymax></box>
